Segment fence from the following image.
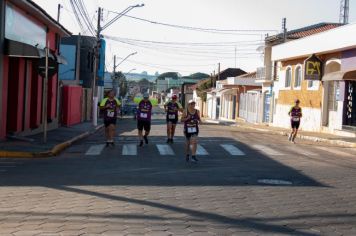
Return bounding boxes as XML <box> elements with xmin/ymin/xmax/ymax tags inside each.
<box><xmin>239</xmin><ymin>92</ymin><xmax>263</xmax><ymax>123</ymax></box>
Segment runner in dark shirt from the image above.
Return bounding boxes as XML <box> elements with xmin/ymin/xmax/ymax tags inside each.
<box><xmin>288</xmin><ymin>99</ymin><xmax>303</xmax><ymax>144</ymax></box>
<box><xmin>99</xmin><ymin>90</ymin><xmax>121</xmax><ymax>147</ymax></box>
<box><xmin>137</xmin><ymin>93</ymin><xmax>153</xmax><ymax>147</ymax></box>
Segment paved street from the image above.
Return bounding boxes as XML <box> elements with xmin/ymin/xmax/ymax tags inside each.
<box><xmin>1</xmin><ymin>112</ymin><xmax>356</xmax><ymax>236</ymax></box>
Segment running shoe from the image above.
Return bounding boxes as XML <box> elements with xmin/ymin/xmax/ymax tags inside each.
<box><xmin>166</xmin><ymin>138</ymin><xmax>170</xmax><ymax>143</ymax></box>
<box><xmin>170</xmin><ymin>138</ymin><xmax>174</xmax><ymax>144</ymax></box>
<box><xmin>139</xmin><ymin>140</ymin><xmax>143</xmax><ymax>147</ymax></box>
<box><xmin>144</xmin><ymin>135</ymin><xmax>148</xmax><ymax>144</ymax></box>
<box><xmin>191</xmin><ymin>156</ymin><xmax>198</xmax><ymax>162</ymax></box>
<box><xmin>288</xmin><ymin>134</ymin><xmax>292</xmax><ymax>141</ymax></box>
<box><xmin>110</xmin><ymin>142</ymin><xmax>115</xmax><ymax>147</ymax></box>
<box><xmin>106</xmin><ymin>142</ymin><xmax>110</xmax><ymax>147</ymax></box>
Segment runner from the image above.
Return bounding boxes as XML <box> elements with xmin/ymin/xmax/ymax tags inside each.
<box><xmin>137</xmin><ymin>93</ymin><xmax>153</xmax><ymax>147</ymax></box>
<box><xmin>99</xmin><ymin>90</ymin><xmax>121</xmax><ymax>147</ymax></box>
<box><xmin>288</xmin><ymin>99</ymin><xmax>303</xmax><ymax>144</ymax></box>
<box><xmin>181</xmin><ymin>99</ymin><xmax>202</xmax><ymax>162</ymax></box>
<box><xmin>164</xmin><ymin>94</ymin><xmax>183</xmax><ymax>144</ymax></box>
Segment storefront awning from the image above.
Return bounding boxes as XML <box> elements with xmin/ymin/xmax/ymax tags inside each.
<box><xmin>322</xmin><ymin>69</ymin><xmax>356</xmax><ymax>81</ymax></box>
<box><xmin>4</xmin><ymin>38</ymin><xmax>67</xmax><ymax>64</ymax></box>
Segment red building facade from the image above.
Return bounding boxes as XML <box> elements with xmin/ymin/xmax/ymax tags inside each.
<box><xmin>0</xmin><ymin>0</ymin><xmax>70</xmax><ymax>140</ymax></box>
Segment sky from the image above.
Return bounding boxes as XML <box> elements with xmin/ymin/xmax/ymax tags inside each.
<box><xmin>33</xmin><ymin>0</ymin><xmax>356</xmax><ymax>76</ymax></box>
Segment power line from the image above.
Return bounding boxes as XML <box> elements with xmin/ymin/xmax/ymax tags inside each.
<box><xmin>104</xmin><ymin>9</ymin><xmax>278</xmax><ymax>35</ymax></box>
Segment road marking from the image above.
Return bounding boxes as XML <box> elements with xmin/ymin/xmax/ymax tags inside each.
<box><xmin>85</xmin><ymin>144</ymin><xmax>105</xmax><ymax>155</ymax></box>
<box><xmin>314</xmin><ymin>146</ymin><xmax>355</xmax><ymax>157</ymax></box>
<box><xmin>122</xmin><ymin>144</ymin><xmax>137</xmax><ymax>156</ymax></box>
<box><xmin>285</xmin><ymin>146</ymin><xmax>319</xmax><ymax>156</ymax></box>
<box><xmin>196</xmin><ymin>145</ymin><xmax>209</xmax><ymax>155</ymax></box>
<box><xmin>220</xmin><ymin>144</ymin><xmax>245</xmax><ymax>156</ymax></box>
<box><xmin>156</xmin><ymin>144</ymin><xmax>174</xmax><ymax>155</ymax></box>
<box><xmin>253</xmin><ymin>145</ymin><xmax>284</xmax><ymax>156</ymax></box>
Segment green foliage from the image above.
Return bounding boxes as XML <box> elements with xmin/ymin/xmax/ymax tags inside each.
<box><xmin>190</xmin><ymin>72</ymin><xmax>210</xmax><ymax>80</ymax></box>
<box><xmin>196</xmin><ymin>79</ymin><xmax>213</xmax><ymax>102</ymax></box>
<box><xmin>113</xmin><ymin>71</ymin><xmax>128</xmax><ymax>97</ymax></box>
<box><xmin>157</xmin><ymin>72</ymin><xmax>179</xmax><ymax>81</ymax></box>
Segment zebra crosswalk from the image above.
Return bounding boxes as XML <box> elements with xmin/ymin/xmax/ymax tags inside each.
<box><xmin>83</xmin><ymin>142</ymin><xmax>356</xmax><ymax>158</ymax></box>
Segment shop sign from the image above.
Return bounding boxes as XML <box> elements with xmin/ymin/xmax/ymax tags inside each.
<box><xmin>304</xmin><ymin>54</ymin><xmax>323</xmax><ymax>81</ymax></box>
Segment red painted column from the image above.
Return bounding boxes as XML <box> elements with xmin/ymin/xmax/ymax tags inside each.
<box><xmin>47</xmin><ymin>75</ymin><xmax>57</xmax><ymax>120</ymax></box>
<box><xmin>6</xmin><ymin>57</ymin><xmax>25</xmax><ymax>132</ymax></box>
<box><xmin>30</xmin><ymin>62</ymin><xmax>42</xmax><ymax>129</ymax></box>
<box><xmin>15</xmin><ymin>58</ymin><xmax>25</xmax><ymax>132</ymax></box>
<box><xmin>24</xmin><ymin>60</ymin><xmax>32</xmax><ymax>130</ymax></box>
<box><xmin>0</xmin><ymin>56</ymin><xmax>9</xmax><ymax>139</ymax></box>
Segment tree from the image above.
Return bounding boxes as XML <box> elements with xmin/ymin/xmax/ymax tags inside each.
<box><xmin>113</xmin><ymin>71</ymin><xmax>128</xmax><ymax>97</ymax></box>
<box><xmin>190</xmin><ymin>72</ymin><xmax>210</xmax><ymax>80</ymax></box>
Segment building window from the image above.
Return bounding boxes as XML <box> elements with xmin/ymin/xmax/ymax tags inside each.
<box><xmin>328</xmin><ymin>81</ymin><xmax>339</xmax><ymax>111</ymax></box>
<box><xmin>307</xmin><ymin>80</ymin><xmax>319</xmax><ymax>90</ymax></box>
<box><xmin>294</xmin><ymin>66</ymin><xmax>302</xmax><ymax>89</ymax></box>
<box><xmin>285</xmin><ymin>67</ymin><xmax>292</xmax><ymax>88</ymax></box>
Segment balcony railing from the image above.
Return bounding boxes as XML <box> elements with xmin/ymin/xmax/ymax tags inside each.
<box><xmin>256</xmin><ymin>66</ymin><xmax>274</xmax><ymax>81</ymax></box>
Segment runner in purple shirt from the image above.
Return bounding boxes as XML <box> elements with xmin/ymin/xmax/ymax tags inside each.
<box><xmin>137</xmin><ymin>93</ymin><xmax>153</xmax><ymax>147</ymax></box>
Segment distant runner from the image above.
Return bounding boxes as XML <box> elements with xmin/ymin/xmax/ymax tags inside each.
<box><xmin>164</xmin><ymin>94</ymin><xmax>183</xmax><ymax>144</ymax></box>
<box><xmin>137</xmin><ymin>93</ymin><xmax>153</xmax><ymax>147</ymax></box>
<box><xmin>181</xmin><ymin>100</ymin><xmax>202</xmax><ymax>162</ymax></box>
<box><xmin>288</xmin><ymin>99</ymin><xmax>302</xmax><ymax>144</ymax></box>
<box><xmin>99</xmin><ymin>90</ymin><xmax>121</xmax><ymax>147</ymax></box>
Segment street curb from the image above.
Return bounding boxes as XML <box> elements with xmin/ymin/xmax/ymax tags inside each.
<box><xmin>236</xmin><ymin>124</ymin><xmax>356</xmax><ymax>148</ymax></box>
<box><xmin>204</xmin><ymin>119</ymin><xmax>356</xmax><ymax>148</ymax></box>
<box><xmin>0</xmin><ymin>124</ymin><xmax>104</xmax><ymax>158</ymax></box>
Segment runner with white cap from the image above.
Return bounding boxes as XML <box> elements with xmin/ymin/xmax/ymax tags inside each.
<box><xmin>181</xmin><ymin>99</ymin><xmax>202</xmax><ymax>162</ymax></box>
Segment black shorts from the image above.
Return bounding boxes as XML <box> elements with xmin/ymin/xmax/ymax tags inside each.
<box><xmin>291</xmin><ymin>121</ymin><xmax>300</xmax><ymax>129</ymax></box>
<box><xmin>137</xmin><ymin>120</ymin><xmax>151</xmax><ymax>132</ymax></box>
<box><xmin>184</xmin><ymin>132</ymin><xmax>199</xmax><ymax>140</ymax></box>
<box><xmin>104</xmin><ymin>119</ymin><xmax>117</xmax><ymax>127</ymax></box>
<box><xmin>166</xmin><ymin>118</ymin><xmax>178</xmax><ymax>124</ymax></box>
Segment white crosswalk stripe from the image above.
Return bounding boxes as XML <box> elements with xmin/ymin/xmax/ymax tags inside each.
<box><xmin>220</xmin><ymin>144</ymin><xmax>245</xmax><ymax>156</ymax></box>
<box><xmin>85</xmin><ymin>144</ymin><xmax>106</xmax><ymax>156</ymax></box>
<box><xmin>156</xmin><ymin>144</ymin><xmax>174</xmax><ymax>155</ymax></box>
<box><xmin>285</xmin><ymin>146</ymin><xmax>319</xmax><ymax>156</ymax></box>
<box><xmin>253</xmin><ymin>145</ymin><xmax>284</xmax><ymax>156</ymax></box>
<box><xmin>196</xmin><ymin>145</ymin><xmax>209</xmax><ymax>155</ymax></box>
<box><xmin>314</xmin><ymin>146</ymin><xmax>355</xmax><ymax>157</ymax></box>
<box><xmin>122</xmin><ymin>144</ymin><xmax>137</xmax><ymax>156</ymax></box>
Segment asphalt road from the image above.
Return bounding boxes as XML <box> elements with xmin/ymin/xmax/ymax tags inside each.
<box><xmin>1</xmin><ymin>111</ymin><xmax>356</xmax><ymax>235</ymax></box>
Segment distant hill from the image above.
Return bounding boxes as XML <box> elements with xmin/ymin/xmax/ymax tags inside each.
<box><xmin>124</xmin><ymin>73</ymin><xmax>158</xmax><ymax>82</ymax></box>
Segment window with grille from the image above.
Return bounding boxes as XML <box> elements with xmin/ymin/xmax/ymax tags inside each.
<box><xmin>285</xmin><ymin>67</ymin><xmax>291</xmax><ymax>88</ymax></box>
<box><xmin>294</xmin><ymin>66</ymin><xmax>302</xmax><ymax>88</ymax></box>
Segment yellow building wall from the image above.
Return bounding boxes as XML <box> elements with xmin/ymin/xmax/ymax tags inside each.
<box><xmin>277</xmin><ymin>52</ymin><xmax>340</xmax><ymax>109</ymax></box>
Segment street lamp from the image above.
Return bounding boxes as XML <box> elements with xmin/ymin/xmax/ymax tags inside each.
<box><xmin>126</xmin><ymin>68</ymin><xmax>136</xmax><ymax>74</ymax></box>
<box><xmin>113</xmin><ymin>52</ymin><xmax>137</xmax><ymax>97</ymax></box>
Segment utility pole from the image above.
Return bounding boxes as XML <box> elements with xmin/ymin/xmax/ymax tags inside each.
<box><xmin>42</xmin><ymin>45</ymin><xmax>49</xmax><ymax>143</ymax></box>
<box><xmin>57</xmin><ymin>4</ymin><xmax>62</xmax><ymax>22</ymax></box>
<box><xmin>339</xmin><ymin>0</ymin><xmax>349</xmax><ymax>24</ymax></box>
<box><xmin>217</xmin><ymin>63</ymin><xmax>220</xmax><ymax>84</ymax></box>
<box><xmin>92</xmin><ymin>7</ymin><xmax>101</xmax><ymax>126</ymax></box>
<box><xmin>282</xmin><ymin>18</ymin><xmax>287</xmax><ymax>42</ymax></box>
<box><xmin>91</xmin><ymin>5</ymin><xmax>144</xmax><ymax>126</ymax></box>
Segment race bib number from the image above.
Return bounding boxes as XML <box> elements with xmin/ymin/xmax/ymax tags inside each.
<box><xmin>168</xmin><ymin>114</ymin><xmax>176</xmax><ymax>119</ymax></box>
<box><xmin>140</xmin><ymin>113</ymin><xmax>148</xmax><ymax>118</ymax></box>
<box><xmin>292</xmin><ymin>117</ymin><xmax>300</xmax><ymax>122</ymax></box>
<box><xmin>107</xmin><ymin>110</ymin><xmax>115</xmax><ymax>118</ymax></box>
<box><xmin>187</xmin><ymin>127</ymin><xmax>197</xmax><ymax>133</ymax></box>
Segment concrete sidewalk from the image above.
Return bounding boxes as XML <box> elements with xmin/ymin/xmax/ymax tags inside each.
<box><xmin>0</xmin><ymin>122</ymin><xmax>104</xmax><ymax>158</ymax></box>
<box><xmin>204</xmin><ymin>118</ymin><xmax>356</xmax><ymax>148</ymax></box>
